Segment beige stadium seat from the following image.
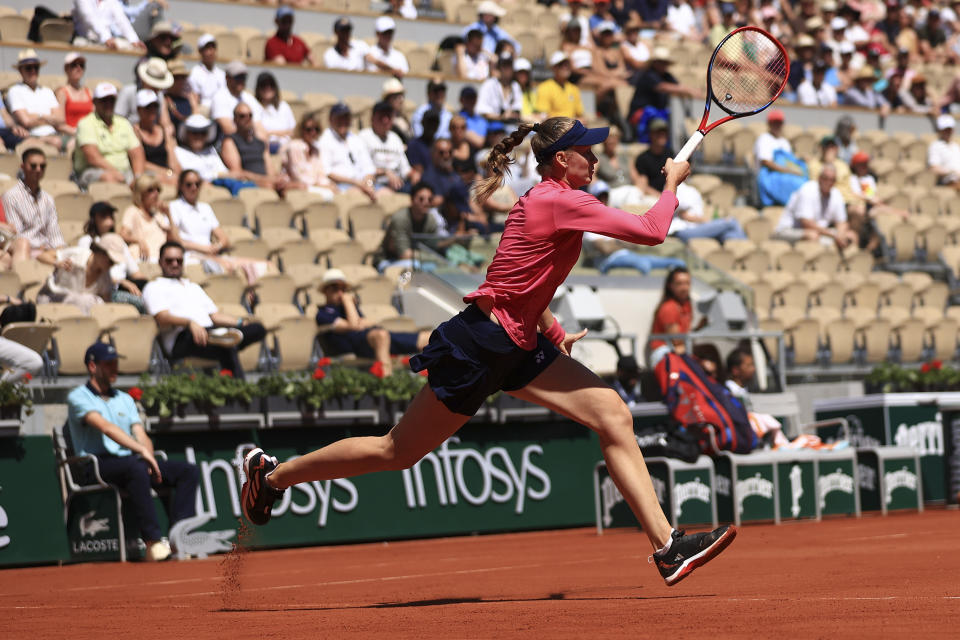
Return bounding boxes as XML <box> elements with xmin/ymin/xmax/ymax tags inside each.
<box><xmin>254</xmin><ymin>200</ymin><xmax>295</xmax><ymax>231</ymax></box>
<box><xmin>261</xmin><ymin>227</ymin><xmax>303</xmax><ymax>250</ymax></box>
<box><xmin>844</xmin><ymin>306</ymin><xmax>877</xmax><ymax>329</ymax></box>
<box><xmin>824</xmin><ymin>317</ymin><xmax>856</xmax><ymax>365</ymax></box>
<box><xmin>183</xmin><ymin>263</ymin><xmax>208</xmax><ymax>283</ymax></box>
<box><xmin>809</xmin><ymin>251</ymin><xmax>841</xmax><ymax>273</ymax></box>
<box><xmin>888</xmin><ymin>222</ymin><xmax>918</xmax><ymax>262</ymax></box>
<box><xmin>770</xmin><ymin>304</ymin><xmax>805</xmax><ymax>325</ymax></box>
<box><xmin>270</xmin><ymin>316</ymin><xmax>318</xmax><ymax>371</ymax></box>
<box><xmin>54</xmin><ymin>318</ymin><xmax>104</xmax><ymax>375</ymax></box>
<box><xmin>357</xmin><ymin>276</ymin><xmax>394</xmax><ymax>306</ymax></box>
<box><xmin>729</xmin><ymin>205</ymin><xmax>761</xmax><ymax>226</ymax></box>
<box><xmin>298</xmin><ymin>202</ymin><xmax>340</xmax><ymax>234</ymax></box>
<box><xmin>0</xmin><ymin>272</ymin><xmax>21</xmax><ymax>298</ymax></box>
<box><xmin>902</xmin><ymin>271</ymin><xmax>933</xmax><ymax>292</ymax></box>
<box><xmin>916</xmin><ymin>281</ymin><xmax>949</xmax><ymax>310</ymax></box>
<box><xmin>228</xmin><ymin>238</ymin><xmax>271</xmax><ymax>260</ymax></box>
<box><xmin>89</xmin><ymin>303</ymin><xmax>139</xmax><ymax>331</ymax></box>
<box><xmin>35</xmin><ymin>302</ymin><xmax>84</xmax><ymax>323</ymax></box>
<box><xmin>845</xmin><ymin>281</ymin><xmax>881</xmax><ymax>312</ymax></box>
<box><xmin>723</xmin><ymin>238</ymin><xmax>755</xmax><ymax>259</ymax></box>
<box><xmin>354</xmin><ymin>229</ymin><xmax>385</xmax><ymax>254</ymax></box>
<box><xmin>878</xmin><ymin>305</ymin><xmax>910</xmax><ymax>326</ymax></box>
<box><xmin>379</xmin><ymin>315</ymin><xmax>418</xmax><ymax>333</ymax></box>
<box><xmin>775</xmin><ymin>249</ymin><xmax>806</xmax><ymax>274</ymax></box>
<box><xmin>347</xmin><ymin>204</ymin><xmax>387</xmax><ymax>234</ymax></box>
<box><xmin>927</xmin><ymin>317</ymin><xmax>958</xmax><ymax>362</ymax></box>
<box><xmin>793</xmin><ymin>240</ymin><xmax>824</xmax><ymax>260</ymax></box>
<box><xmin>284</xmin><ymin>263</ymin><xmax>325</xmax><ymax>291</ymax></box>
<box><xmin>686</xmin><ymin>237</ymin><xmax>721</xmax><ymax>258</ymax></box>
<box><xmin>735</xmin><ymin>249</ymin><xmax>769</xmax><ymax>273</ymax></box>
<box><xmin>55</xmin><ymin>193</ymin><xmax>95</xmax><ymax>222</ymax></box>
<box><xmin>310</xmin><ymin>228</ymin><xmax>352</xmax><ymax>253</ymax></box>
<box><xmin>790</xmin><ymin>132</ymin><xmax>817</xmax><ymax>158</ymax></box>
<box><xmin>138</xmin><ymin>262</ymin><xmax>161</xmax><ymax>280</ymax></box>
<box><xmin>14</xmin><ymin>261</ymin><xmax>53</xmax><ymax>301</ymax></box>
<box><xmin>774</xmin><ymin>281</ymin><xmax>809</xmax><ymax>309</ymax></box>
<box><xmin>325</xmin><ymin>241</ymin><xmax>368</xmax><ymax>268</ymax></box>
<box><xmin>2</xmin><ymin>322</ymin><xmax>56</xmax><ymax>358</ymax></box>
<box><xmin>255</xmin><ymin>303</ymin><xmax>302</xmax><ymax>328</ymax></box>
<box><xmin>757</xmin><ymin>317</ymin><xmax>783</xmax><ymax>363</ymax></box>
<box><xmin>920</xmin><ymin>224</ymin><xmax>947</xmax><ymax>263</ymax></box>
<box><xmin>913</xmin><ymin>305</ymin><xmax>945</xmax><ymax>327</ymax></box>
<box><xmin>942</xmin><ymin>245</ymin><xmax>960</xmax><ymax>278</ymax></box>
<box><xmin>275</xmin><ymin>240</ymin><xmax>320</xmax><ymax>269</ymax></box>
<box><xmin>705</xmin><ymin>183</ymin><xmax>736</xmax><ymax>209</ymax></box>
<box><xmin>760</xmin><ymin>206</ymin><xmax>784</xmax><ymax>227</ymax></box>
<box><xmin>210</xmin><ymin>198</ymin><xmax>247</xmax><ymax>227</ymax></box>
<box><xmin>785</xmin><ymin>318</ymin><xmax>820</xmax><ymax>365</ymax></box>
<box><xmin>703</xmin><ymin>247</ymin><xmax>735</xmax><ymax>272</ymax></box>
<box><xmin>237</xmin><ymin>187</ymin><xmax>279</xmax><ymax>213</ymax></box>
<box><xmin>201</xmin><ymin>274</ymin><xmax>247</xmax><ymax>305</ymax></box>
<box><xmin>251</xmin><ymin>274</ymin><xmax>297</xmax><ymax>305</ymax></box>
<box><xmin>59</xmin><ymin>220</ymin><xmax>85</xmax><ymax>244</ymax></box>
<box><xmin>88</xmin><ymin>182</ymin><xmax>130</xmax><ymax>201</ymax></box>
<box><xmin>339</xmin><ymin>264</ymin><xmax>378</xmax><ymax>283</ymax></box>
<box><xmin>45</xmin><ymin>156</ymin><xmax>74</xmax><ymax>181</ymax></box>
<box><xmin>222</xmin><ymin>225</ymin><xmax>255</xmax><ymax>244</ymax></box>
<box><xmin>246</xmin><ymin>34</ymin><xmax>268</xmax><ymax>63</ymax></box>
<box><xmin>106</xmin><ymin>316</ymin><xmax>157</xmax><ymax>374</ymax></box>
<box><xmin>842</xmin><ymin>250</ymin><xmax>874</xmax><ymax>276</ymax></box>
<box><xmin>868</xmin><ymin>271</ymin><xmax>900</xmax><ymax>291</ymax></box>
<box><xmin>762</xmin><ymin>270</ymin><xmax>796</xmax><ymax>291</ymax></box>
<box><xmin>856</xmin><ymin>319</ymin><xmax>892</xmax><ymax>363</ymax></box>
<box><xmin>406</xmin><ymin>47</ymin><xmax>434</xmax><ymax>74</ymax></box>
<box><xmin>743</xmin><ymin>217</ymin><xmax>773</xmax><ymax>243</ymax></box>
<box><xmin>881</xmin><ymin>282</ymin><xmax>914</xmax><ymax>309</ymax></box>
<box><xmin>360</xmin><ymin>303</ymin><xmax>399</xmax><ymax>325</ymax></box>
<box><xmin>810</xmin><ymin>280</ymin><xmax>845</xmax><ymax>310</ymax></box>
<box><xmin>813</xmin><ymin>306</ymin><xmax>843</xmax><ymax>327</ymax></box>
<box><xmin>893</xmin><ymin>317</ymin><xmax>926</xmax><ymax>362</ymax></box>
<box><xmin>0</xmin><ymin>14</ymin><xmax>29</xmax><ymax>40</ymax></box>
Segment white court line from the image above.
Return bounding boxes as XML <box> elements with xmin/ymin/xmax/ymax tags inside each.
<box><xmin>847</xmin><ymin>533</ymin><xmax>910</xmax><ymax>542</ymax></box>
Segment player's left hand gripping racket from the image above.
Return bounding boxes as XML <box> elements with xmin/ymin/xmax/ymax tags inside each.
<box><xmin>674</xmin><ymin>26</ymin><xmax>790</xmax><ymax>163</ymax></box>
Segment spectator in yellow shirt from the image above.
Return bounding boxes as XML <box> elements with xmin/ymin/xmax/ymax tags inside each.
<box><xmin>534</xmin><ymin>52</ymin><xmax>583</xmax><ymax>119</ymax></box>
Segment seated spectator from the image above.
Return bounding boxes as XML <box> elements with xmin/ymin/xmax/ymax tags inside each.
<box><xmin>411</xmin><ymin>78</ymin><xmax>452</xmax><ymax>140</ymax></box>
<box><xmin>167</xmin><ymin>170</ymin><xmax>267</xmax><ymax>286</ymax></box>
<box><xmin>72</xmin><ymin>0</ymin><xmax>145</xmax><ymax>51</ymax></box>
<box><xmin>834</xmin><ymin>115</ymin><xmax>857</xmax><ymax>163</ymax></box>
<box><xmin>74</xmin><ymin>83</ymin><xmax>145</xmax><ymax>188</ymax></box>
<box><xmin>188</xmin><ymin>34</ymin><xmax>226</xmax><ymax>110</ymax></box>
<box><xmin>457</xmin><ymin>86</ymin><xmax>489</xmax><ymax>149</ymax></box>
<box><xmin>899</xmin><ymin>74</ymin><xmax>936</xmax><ymax>115</ymax></box>
<box><xmin>116</xmin><ymin>57</ymin><xmax>174</xmax><ymax>125</ymax></box>
<box><xmin>882</xmin><ymin>72</ymin><xmax>907</xmax><ymax>112</ymax></box>
<box><xmin>797</xmin><ymin>60</ymin><xmax>838</xmax><ymax>106</ymax></box>
<box><xmin>666</xmin><ymin>0</ymin><xmax>701</xmax><ymax>41</ymax></box>
<box><xmin>143</xmin><ymin>21</ymin><xmax>177</xmax><ymax>62</ymax></box>
<box><xmin>844</xmin><ymin>66</ymin><xmax>891</xmax><ymax>114</ymax></box>
<box><xmin>449</xmin><ymin>115</ymin><xmax>477</xmax><ymax>174</ymax></box>
<box><xmin>174</xmin><ymin>114</ymin><xmax>230</xmax><ymax>183</ymax></box>
<box><xmin>265</xmin><ymin>6</ymin><xmax>314</xmax><ymax>66</ymax></box>
<box><xmin>536</xmin><ymin>52</ymin><xmax>584</xmax><ymax>119</ymax></box>
<box><xmin>725</xmin><ymin>348</ymin><xmax>755</xmax><ymax>410</ymax></box>
<box><xmin>221</xmin><ymin>103</ymin><xmax>289</xmax><ymax>194</ymax></box>
<box><xmin>365</xmin><ymin>16</ymin><xmax>408</xmax><ymax>78</ymax></box>
<box><xmin>8</xmin><ymin>49</ymin><xmax>69</xmax><ymax>151</ymax></box>
<box><xmin>76</xmin><ymin>202</ymin><xmax>146</xmax><ymax>311</ymax></box>
<box><xmin>649</xmin><ymin>266</ymin><xmax>704</xmax><ymax>365</ymax></box>
<box><xmin>385</xmin><ymin>0</ymin><xmax>417</xmax><ymax>19</ymax></box>
<box><xmin>454</xmin><ymin>28</ymin><xmax>493</xmax><ymax>81</ymax></box>
<box><xmin>929</xmin><ymin>114</ymin><xmax>960</xmax><ymax>186</ymax></box>
<box><xmin>709</xmin><ymin>2</ymin><xmax>737</xmax><ymax>48</ymax></box>
<box><xmin>918</xmin><ymin>8</ymin><xmax>948</xmax><ymax>63</ymax></box>
<box><xmin>691</xmin><ymin>343</ymin><xmax>723</xmax><ymax>383</ymax></box>
<box><xmin>315</xmin><ymin>268</ymin><xmax>429</xmax><ymax>377</ymax></box>
<box><xmin>323</xmin><ymin>17</ymin><xmax>368</xmax><ymax>72</ymax></box>
<box><xmin>406</xmin><ymin>108</ymin><xmax>440</xmax><ymax>183</ymax></box>
<box><xmin>612</xmin><ymin>355</ymin><xmax>643</xmax><ymax>408</ymax></box>
<box><xmin>211</xmin><ymin>61</ymin><xmax>264</xmax><ymax>138</ymax></box>
<box><xmin>134</xmin><ymin>90</ymin><xmax>181</xmax><ymax>185</ymax></box>
<box><xmin>381</xmin><ymin>78</ymin><xmax>411</xmax><ymax>143</ymax></box>
<box><xmin>597</xmin><ymin>126</ymin><xmax>649</xmax><ymax>208</ymax></box>
<box><xmin>120</xmin><ymin>0</ymin><xmax>166</xmax><ymax>42</ymax></box>
<box><xmin>775</xmin><ymin>164</ymin><xmax>857</xmax><ymax>248</ymax></box>
<box><xmin>0</xmin><ymin>301</ymin><xmax>43</xmax><ymax>381</ymax></box>
<box><xmin>254</xmin><ymin>72</ymin><xmax>296</xmax><ymax>154</ymax></box>
<box><xmin>462</xmin><ymin>1</ymin><xmax>518</xmax><ymax>57</ymax></box>
<box><xmin>587</xmin><ymin>21</ymin><xmax>632</xmax><ymax>135</ymax></box>
<box><xmin>121</xmin><ymin>174</ymin><xmax>173</xmax><ymax>263</ymax></box>
<box><xmin>359</xmin><ymin>101</ymin><xmax>411</xmax><ymax>192</ymax></box>
<box><xmin>164</xmin><ymin>59</ymin><xmax>197</xmax><ymax>131</ymax></box>
<box><xmin>754</xmin><ymin>109</ymin><xmax>806</xmax><ymax>206</ymax></box>
<box><xmin>559</xmin><ymin>18</ymin><xmax>589</xmax><ymax>60</ymax></box>
<box><xmin>1</xmin><ymin>148</ymin><xmax>64</xmax><ymax>264</ymax></box>
<box><xmin>0</xmin><ymin>108</ymin><xmax>28</xmax><ymax>153</ymax></box>
<box><xmin>55</xmin><ymin>53</ymin><xmax>93</xmax><ymax>137</ymax></box>
<box><xmin>319</xmin><ymin>103</ymin><xmax>378</xmax><ymax>201</ymax></box>
<box><xmin>37</xmin><ymin>233</ymin><xmax>126</xmax><ymax>314</ymax></box>
<box><xmin>513</xmin><ymin>57</ymin><xmax>537</xmax><ymax>122</ymax></box>
<box><xmin>422</xmin><ymin>138</ymin><xmax>472</xmax><ymax>233</ymax></box>
<box><xmin>808</xmin><ymin>135</ymin><xmax>854</xmax><ymax>209</ymax></box>
<box><xmin>283</xmin><ymin>111</ymin><xmax>335</xmax><ymax>198</ymax></box>
<box><xmin>378</xmin><ymin>182</ymin><xmax>442</xmax><ymax>271</ymax></box>
<box><xmin>67</xmin><ymin>341</ymin><xmax>200</xmax><ymax>563</ymax></box>
<box><xmin>628</xmin><ymin>47</ymin><xmax>698</xmax><ymax>142</ymax></box>
<box><xmin>144</xmin><ymin>241</ymin><xmax>266</xmax><ymax>376</ymax></box>
<box><xmin>477</xmin><ymin>56</ymin><xmax>522</xmax><ymax>125</ymax></box>
<box><xmin>621</xmin><ymin>17</ymin><xmax>650</xmax><ymax>78</ymax></box>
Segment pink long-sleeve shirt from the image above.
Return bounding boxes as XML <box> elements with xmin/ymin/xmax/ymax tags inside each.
<box><xmin>464</xmin><ymin>177</ymin><xmax>679</xmax><ymax>349</ymax></box>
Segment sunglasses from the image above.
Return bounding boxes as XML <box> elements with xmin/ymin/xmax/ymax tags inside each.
<box><xmin>27</xmin><ymin>163</ymin><xmax>46</xmax><ymax>170</ymax></box>
<box><xmin>69</xmin><ymin>61</ymin><xmax>85</xmax><ymax>69</ymax></box>
<box><xmin>303</xmin><ymin>125</ymin><xmax>319</xmax><ymax>133</ymax></box>
<box><xmin>162</xmin><ymin>257</ymin><xmax>183</xmax><ymax>264</ymax></box>
<box><xmin>20</xmin><ymin>64</ymin><xmax>39</xmax><ymax>72</ymax></box>
<box><xmin>146</xmin><ymin>186</ymin><xmax>161</xmax><ymax>193</ymax></box>
<box><xmin>183</xmin><ymin>181</ymin><xmax>201</xmax><ymax>188</ymax></box>
<box><xmin>325</xmin><ymin>283</ymin><xmax>348</xmax><ymax>292</ymax></box>
<box><xmin>236</xmin><ymin>112</ymin><xmax>252</xmax><ymax>120</ymax></box>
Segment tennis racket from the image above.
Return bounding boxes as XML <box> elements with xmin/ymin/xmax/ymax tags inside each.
<box><xmin>674</xmin><ymin>26</ymin><xmax>790</xmax><ymax>163</ymax></box>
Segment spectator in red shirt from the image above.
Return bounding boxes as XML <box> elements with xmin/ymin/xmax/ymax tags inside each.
<box><xmin>265</xmin><ymin>6</ymin><xmax>314</xmax><ymax>66</ymax></box>
<box><xmin>648</xmin><ymin>266</ymin><xmax>705</xmax><ymax>365</ymax></box>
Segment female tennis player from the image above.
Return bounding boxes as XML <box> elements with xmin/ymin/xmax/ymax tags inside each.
<box><xmin>242</xmin><ymin>117</ymin><xmax>737</xmax><ymax>586</ymax></box>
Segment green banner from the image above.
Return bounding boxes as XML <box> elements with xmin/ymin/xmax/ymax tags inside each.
<box><xmin>151</xmin><ymin>421</ymin><xmax>601</xmax><ymax>550</ymax></box>
<box><xmin>818</xmin><ymin>460</ymin><xmax>858</xmax><ymax>517</ymax></box>
<box><xmin>777</xmin><ymin>459</ymin><xmax>816</xmax><ymax>521</ymax></box>
<box><xmin>0</xmin><ymin>436</ymin><xmax>69</xmax><ymax>567</ymax></box>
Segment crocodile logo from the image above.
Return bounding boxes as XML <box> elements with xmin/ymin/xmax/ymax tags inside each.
<box><xmin>79</xmin><ymin>511</ymin><xmax>109</xmax><ymax>537</ymax></box>
<box><xmin>169</xmin><ymin>513</ymin><xmax>236</xmax><ymax>559</ymax></box>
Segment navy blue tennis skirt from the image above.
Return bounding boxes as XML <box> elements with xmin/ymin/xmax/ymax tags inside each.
<box><xmin>409</xmin><ymin>304</ymin><xmax>561</xmax><ymax>416</ymax></box>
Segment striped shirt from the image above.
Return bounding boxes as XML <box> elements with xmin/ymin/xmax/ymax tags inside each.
<box><xmin>1</xmin><ymin>180</ymin><xmax>64</xmax><ymax>250</ymax></box>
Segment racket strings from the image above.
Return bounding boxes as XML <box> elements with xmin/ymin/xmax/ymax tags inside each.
<box><xmin>710</xmin><ymin>30</ymin><xmax>787</xmax><ymax>114</ymax></box>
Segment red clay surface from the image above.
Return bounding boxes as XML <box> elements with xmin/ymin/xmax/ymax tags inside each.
<box><xmin>4</xmin><ymin>509</ymin><xmax>959</xmax><ymax>639</ymax></box>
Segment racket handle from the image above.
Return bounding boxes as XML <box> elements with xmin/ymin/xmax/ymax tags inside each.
<box><xmin>674</xmin><ymin>131</ymin><xmax>704</xmax><ymax>163</ymax></box>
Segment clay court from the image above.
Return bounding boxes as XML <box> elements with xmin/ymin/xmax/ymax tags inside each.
<box><xmin>4</xmin><ymin>509</ymin><xmax>958</xmax><ymax>639</ymax></box>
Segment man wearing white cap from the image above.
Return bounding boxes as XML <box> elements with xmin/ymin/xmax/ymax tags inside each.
<box><xmin>461</xmin><ymin>1</ymin><xmax>519</xmax><ymax>57</ymax></box>
<box><xmin>365</xmin><ymin>16</ymin><xmax>408</xmax><ymax>78</ymax></box>
<box><xmin>323</xmin><ymin>17</ymin><xmax>369</xmax><ymax>72</ymax></box>
<box><xmin>8</xmin><ymin>49</ymin><xmax>69</xmax><ymax>151</ymax></box>
<box><xmin>188</xmin><ymin>34</ymin><xmax>226</xmax><ymax>110</ymax></box>
<box><xmin>666</xmin><ymin>0</ymin><xmax>701</xmax><ymax>41</ymax></box>
<box><xmin>535</xmin><ymin>52</ymin><xmax>583</xmax><ymax>119</ymax></box>
<box><xmin>210</xmin><ymin>61</ymin><xmax>264</xmax><ymax>137</ymax></box>
<box><xmin>72</xmin><ymin>0</ymin><xmax>145</xmax><ymax>51</ymax></box>
<box><xmin>74</xmin><ymin>83</ymin><xmax>145</xmax><ymax>188</ymax></box>
<box><xmin>265</xmin><ymin>6</ymin><xmax>314</xmax><ymax>66</ymax></box>
<box><xmin>929</xmin><ymin>114</ymin><xmax>960</xmax><ymax>186</ymax></box>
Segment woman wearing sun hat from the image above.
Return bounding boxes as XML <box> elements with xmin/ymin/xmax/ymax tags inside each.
<box><xmin>242</xmin><ymin>117</ymin><xmax>738</xmax><ymax>587</ymax></box>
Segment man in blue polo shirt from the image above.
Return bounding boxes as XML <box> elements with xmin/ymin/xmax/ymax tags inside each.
<box><xmin>66</xmin><ymin>342</ymin><xmax>200</xmax><ymax>562</ymax></box>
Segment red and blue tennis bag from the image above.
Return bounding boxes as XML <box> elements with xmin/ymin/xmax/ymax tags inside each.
<box><xmin>654</xmin><ymin>352</ymin><xmax>758</xmax><ymax>454</ymax></box>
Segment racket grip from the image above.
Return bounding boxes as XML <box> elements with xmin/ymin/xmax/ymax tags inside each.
<box><xmin>674</xmin><ymin>132</ymin><xmax>704</xmax><ymax>163</ymax></box>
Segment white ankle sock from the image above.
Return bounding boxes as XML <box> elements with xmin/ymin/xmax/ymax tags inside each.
<box><xmin>656</xmin><ymin>529</ymin><xmax>677</xmax><ymax>555</ymax></box>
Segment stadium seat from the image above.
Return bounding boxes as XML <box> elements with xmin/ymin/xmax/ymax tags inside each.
<box><xmin>297</xmin><ymin>202</ymin><xmax>340</xmax><ymax>235</ymax></box>
<box><xmin>774</xmin><ymin>281</ymin><xmax>809</xmax><ymax>309</ymax></box>
<box><xmin>893</xmin><ymin>318</ymin><xmax>925</xmax><ymax>362</ymax></box>
<box><xmin>0</xmin><ymin>272</ymin><xmax>21</xmax><ymax>299</ymax></box>
<box><xmin>88</xmin><ymin>303</ymin><xmax>139</xmax><ymax>331</ymax></box>
<box><xmin>856</xmin><ymin>319</ymin><xmax>892</xmax><ymax>363</ymax></box>
<box><xmin>1</xmin><ymin>322</ymin><xmax>56</xmax><ymax>375</ymax></box>
<box><xmin>878</xmin><ymin>305</ymin><xmax>910</xmax><ymax>326</ymax></box>
<box><xmin>254</xmin><ymin>200</ymin><xmax>295</xmax><ymax>231</ymax></box>
<box><xmin>261</xmin><ymin>227</ymin><xmax>303</xmax><ymax>250</ymax></box>
<box><xmin>339</xmin><ymin>264</ymin><xmax>378</xmax><ymax>283</ymax></box>
<box><xmin>735</xmin><ymin>249</ymin><xmax>770</xmax><ymax>273</ymax></box>
<box><xmin>347</xmin><ymin>203</ymin><xmax>387</xmax><ymax>234</ymax></box>
<box><xmin>703</xmin><ymin>247</ymin><xmax>735</xmax><ymax>272</ymax></box>
<box><xmin>275</xmin><ymin>240</ymin><xmax>320</xmax><ymax>270</ymax></box>
<box><xmin>310</xmin><ymin>228</ymin><xmax>352</xmax><ymax>252</ymax></box>
<box><xmin>106</xmin><ymin>316</ymin><xmax>157</xmax><ymax>374</ymax></box>
<box><xmin>52</xmin><ymin>317</ymin><xmax>103</xmax><ymax>375</ymax></box>
<box><xmin>881</xmin><ymin>282</ymin><xmax>914</xmax><ymax>309</ymax></box>
<box><xmin>823</xmin><ymin>317</ymin><xmax>856</xmax><ymax>365</ymax></box>
<box><xmin>251</xmin><ymin>274</ymin><xmax>297</xmax><ymax>306</ymax></box>
<box><xmin>775</xmin><ymin>249</ymin><xmax>806</xmax><ymax>273</ymax></box>
<box><xmin>270</xmin><ymin>316</ymin><xmax>319</xmax><ymax>372</ymax></box>
<box><xmin>846</xmin><ymin>281</ymin><xmax>881</xmax><ymax>311</ymax></box>
<box><xmin>228</xmin><ymin>238</ymin><xmax>271</xmax><ymax>260</ymax></box>
<box><xmin>211</xmin><ymin>198</ymin><xmax>248</xmax><ymax>227</ymax></box>
<box><xmin>785</xmin><ymin>318</ymin><xmax>820</xmax><ymax>365</ymax></box>
<box><xmin>35</xmin><ymin>302</ymin><xmax>85</xmax><ymax>323</ymax></box>
<box><xmin>379</xmin><ymin>315</ymin><xmax>419</xmax><ymax>333</ymax></box>
<box><xmin>325</xmin><ymin>241</ymin><xmax>368</xmax><ymax>268</ymax></box>
<box><xmin>200</xmin><ymin>274</ymin><xmax>247</xmax><ymax>306</ymax></box>
<box><xmin>55</xmin><ymin>193</ymin><xmax>94</xmax><ymax>222</ymax></box>
<box><xmin>744</xmin><ymin>217</ymin><xmax>773</xmax><ymax>243</ymax></box>
<box><xmin>926</xmin><ymin>317</ymin><xmax>958</xmax><ymax>361</ymax></box>
<box><xmin>687</xmin><ymin>237</ymin><xmax>721</xmax><ymax>258</ymax></box>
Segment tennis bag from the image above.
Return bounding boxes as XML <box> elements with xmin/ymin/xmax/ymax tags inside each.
<box><xmin>654</xmin><ymin>352</ymin><xmax>757</xmax><ymax>454</ymax></box>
